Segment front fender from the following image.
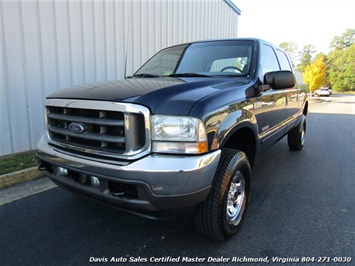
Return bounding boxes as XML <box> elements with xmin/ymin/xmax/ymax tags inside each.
<box><xmin>207</xmin><ymin>108</ymin><xmax>258</xmax><ymax>150</ymax></box>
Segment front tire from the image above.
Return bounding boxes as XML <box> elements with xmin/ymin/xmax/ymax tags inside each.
<box><xmin>195</xmin><ymin>149</ymin><xmax>251</xmax><ymax>241</ymax></box>
<box><xmin>288</xmin><ymin>115</ymin><xmax>306</xmax><ymax>150</ymax></box>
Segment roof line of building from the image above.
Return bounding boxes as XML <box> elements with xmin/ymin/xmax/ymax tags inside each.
<box><xmin>224</xmin><ymin>0</ymin><xmax>241</xmax><ymax>15</ymax></box>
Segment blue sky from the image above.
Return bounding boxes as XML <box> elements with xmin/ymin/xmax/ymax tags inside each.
<box><xmin>233</xmin><ymin>0</ymin><xmax>355</xmax><ymax>55</ymax></box>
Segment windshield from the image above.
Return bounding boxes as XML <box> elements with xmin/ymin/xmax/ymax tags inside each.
<box><xmin>133</xmin><ymin>40</ymin><xmax>255</xmax><ymax>78</ymax></box>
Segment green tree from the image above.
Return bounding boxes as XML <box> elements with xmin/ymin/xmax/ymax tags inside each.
<box><xmin>297</xmin><ymin>44</ymin><xmax>316</xmax><ymax>72</ymax></box>
<box><xmin>327</xmin><ymin>44</ymin><xmax>355</xmax><ymax>91</ymax></box>
<box><xmin>303</xmin><ymin>56</ymin><xmax>327</xmax><ymax>92</ymax></box>
<box><xmin>279</xmin><ymin>41</ymin><xmax>298</xmax><ymax>66</ymax></box>
<box><xmin>327</xmin><ymin>29</ymin><xmax>355</xmax><ymax>91</ymax></box>
<box><xmin>330</xmin><ymin>29</ymin><xmax>355</xmax><ymax>50</ymax></box>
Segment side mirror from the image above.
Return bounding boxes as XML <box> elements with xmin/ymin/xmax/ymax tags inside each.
<box><xmin>264</xmin><ymin>70</ymin><xmax>296</xmax><ymax>90</ymax></box>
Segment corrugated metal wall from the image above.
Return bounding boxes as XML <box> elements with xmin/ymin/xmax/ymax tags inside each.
<box><xmin>0</xmin><ymin>0</ymin><xmax>239</xmax><ymax>156</ymax></box>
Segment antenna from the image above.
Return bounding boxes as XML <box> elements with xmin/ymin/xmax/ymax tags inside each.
<box><xmin>124</xmin><ymin>18</ymin><xmax>131</xmax><ymax>79</ymax></box>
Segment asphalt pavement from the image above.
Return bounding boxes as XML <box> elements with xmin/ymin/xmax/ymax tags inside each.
<box><xmin>1</xmin><ymin>94</ymin><xmax>354</xmax><ymax>265</ymax></box>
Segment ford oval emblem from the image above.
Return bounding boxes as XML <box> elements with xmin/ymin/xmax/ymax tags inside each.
<box><xmin>68</xmin><ymin>123</ymin><xmax>87</xmax><ymax>134</ymax></box>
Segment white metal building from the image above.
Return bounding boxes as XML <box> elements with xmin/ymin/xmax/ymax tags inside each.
<box><xmin>1</xmin><ymin>0</ymin><xmax>240</xmax><ymax>156</ymax></box>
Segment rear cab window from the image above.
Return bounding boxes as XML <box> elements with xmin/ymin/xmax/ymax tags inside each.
<box><xmin>276</xmin><ymin>49</ymin><xmax>293</xmax><ymax>71</ymax></box>
<box><xmin>260</xmin><ymin>44</ymin><xmax>280</xmax><ymax>77</ymax></box>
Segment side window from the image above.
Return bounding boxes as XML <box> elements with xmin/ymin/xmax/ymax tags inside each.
<box><xmin>276</xmin><ymin>49</ymin><xmax>292</xmax><ymax>71</ymax></box>
<box><xmin>260</xmin><ymin>44</ymin><xmax>280</xmax><ymax>76</ymax></box>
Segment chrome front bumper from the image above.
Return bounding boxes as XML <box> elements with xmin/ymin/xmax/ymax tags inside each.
<box><xmin>37</xmin><ymin>138</ymin><xmax>221</xmax><ymax>218</ymax></box>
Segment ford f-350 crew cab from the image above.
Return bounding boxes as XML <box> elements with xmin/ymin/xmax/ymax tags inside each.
<box><xmin>37</xmin><ymin>39</ymin><xmax>308</xmax><ymax>241</ymax></box>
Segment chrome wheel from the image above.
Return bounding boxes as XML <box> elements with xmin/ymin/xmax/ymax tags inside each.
<box><xmin>300</xmin><ymin>126</ymin><xmax>305</xmax><ymax>147</ymax></box>
<box><xmin>226</xmin><ymin>170</ymin><xmax>246</xmax><ymax>226</ymax></box>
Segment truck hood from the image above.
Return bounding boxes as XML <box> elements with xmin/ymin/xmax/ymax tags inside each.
<box><xmin>47</xmin><ymin>77</ymin><xmax>245</xmax><ymax>115</ymax></box>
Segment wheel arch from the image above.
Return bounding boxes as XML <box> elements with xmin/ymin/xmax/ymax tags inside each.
<box><xmin>303</xmin><ymin>101</ymin><xmax>308</xmax><ymax>116</ymax></box>
<box><xmin>219</xmin><ymin>124</ymin><xmax>257</xmax><ymax>168</ymax></box>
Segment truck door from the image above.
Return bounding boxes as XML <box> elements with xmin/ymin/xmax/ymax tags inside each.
<box><xmin>253</xmin><ymin>44</ymin><xmax>288</xmax><ymax>147</ymax></box>
<box><xmin>275</xmin><ymin>49</ymin><xmax>300</xmax><ymax>120</ymax></box>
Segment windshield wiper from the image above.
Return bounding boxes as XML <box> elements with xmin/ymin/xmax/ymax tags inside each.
<box><xmin>168</xmin><ymin>73</ymin><xmax>212</xmax><ymax>77</ymax></box>
<box><xmin>133</xmin><ymin>73</ymin><xmax>161</xmax><ymax>78</ymax></box>
<box><xmin>133</xmin><ymin>73</ymin><xmax>212</xmax><ymax>78</ymax></box>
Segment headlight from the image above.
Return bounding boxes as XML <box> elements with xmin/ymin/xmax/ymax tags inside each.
<box><xmin>151</xmin><ymin>115</ymin><xmax>208</xmax><ymax>154</ymax></box>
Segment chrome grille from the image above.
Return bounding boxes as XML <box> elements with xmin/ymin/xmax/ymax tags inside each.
<box><xmin>45</xmin><ymin>99</ymin><xmax>150</xmax><ymax>159</ymax></box>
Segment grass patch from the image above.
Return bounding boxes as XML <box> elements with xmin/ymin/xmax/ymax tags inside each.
<box><xmin>0</xmin><ymin>151</ymin><xmax>38</xmax><ymax>175</ymax></box>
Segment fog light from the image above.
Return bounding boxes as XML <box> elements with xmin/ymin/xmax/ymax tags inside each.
<box><xmin>57</xmin><ymin>167</ymin><xmax>68</xmax><ymax>176</ymax></box>
<box><xmin>90</xmin><ymin>176</ymin><xmax>100</xmax><ymax>187</ymax></box>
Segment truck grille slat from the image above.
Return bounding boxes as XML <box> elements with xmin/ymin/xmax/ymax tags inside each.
<box><xmin>45</xmin><ymin>99</ymin><xmax>150</xmax><ymax>159</ymax></box>
<box><xmin>47</xmin><ymin>113</ymin><xmax>125</xmax><ymax>126</ymax></box>
<box><xmin>48</xmin><ymin>126</ymin><xmax>125</xmax><ymax>143</ymax></box>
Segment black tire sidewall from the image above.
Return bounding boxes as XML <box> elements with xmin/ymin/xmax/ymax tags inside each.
<box><xmin>195</xmin><ymin>149</ymin><xmax>251</xmax><ymax>241</ymax></box>
<box><xmin>288</xmin><ymin>115</ymin><xmax>306</xmax><ymax>150</ymax></box>
<box><xmin>221</xmin><ymin>151</ymin><xmax>251</xmax><ymax>237</ymax></box>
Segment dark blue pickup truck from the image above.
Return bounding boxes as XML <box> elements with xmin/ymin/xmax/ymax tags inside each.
<box><xmin>37</xmin><ymin>39</ymin><xmax>308</xmax><ymax>241</ymax></box>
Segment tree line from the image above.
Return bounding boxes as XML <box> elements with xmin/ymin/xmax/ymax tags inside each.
<box><xmin>280</xmin><ymin>29</ymin><xmax>355</xmax><ymax>92</ymax></box>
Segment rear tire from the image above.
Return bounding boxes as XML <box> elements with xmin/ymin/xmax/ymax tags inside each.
<box><xmin>195</xmin><ymin>149</ymin><xmax>251</xmax><ymax>241</ymax></box>
<box><xmin>288</xmin><ymin>115</ymin><xmax>306</xmax><ymax>150</ymax></box>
